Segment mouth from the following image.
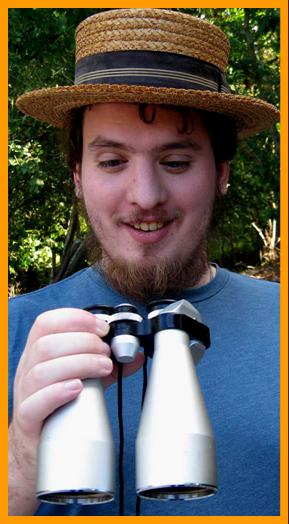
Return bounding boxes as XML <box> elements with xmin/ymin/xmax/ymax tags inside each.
<box><xmin>121</xmin><ymin>218</ymin><xmax>176</xmax><ymax>245</ymax></box>
<box><xmin>128</xmin><ymin>221</ymin><xmax>166</xmax><ymax>232</ymax></box>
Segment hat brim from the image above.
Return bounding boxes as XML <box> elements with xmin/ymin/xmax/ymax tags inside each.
<box><xmin>16</xmin><ymin>83</ymin><xmax>279</xmax><ymax>140</ymax></box>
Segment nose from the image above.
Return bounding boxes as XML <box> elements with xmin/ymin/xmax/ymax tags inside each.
<box><xmin>126</xmin><ymin>159</ymin><xmax>168</xmax><ymax>210</ymax></box>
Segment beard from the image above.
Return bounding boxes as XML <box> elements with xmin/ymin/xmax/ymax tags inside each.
<box><xmin>86</xmin><ymin>228</ymin><xmax>209</xmax><ymax>303</ymax></box>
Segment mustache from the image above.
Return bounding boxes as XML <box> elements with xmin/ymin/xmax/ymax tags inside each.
<box><xmin>117</xmin><ymin>209</ymin><xmax>182</xmax><ymax>224</ymax></box>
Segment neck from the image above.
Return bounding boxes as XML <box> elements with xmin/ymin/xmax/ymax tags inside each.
<box><xmin>193</xmin><ymin>264</ymin><xmax>216</xmax><ymax>288</ymax></box>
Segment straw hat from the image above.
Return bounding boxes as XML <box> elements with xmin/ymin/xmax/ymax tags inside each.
<box><xmin>16</xmin><ymin>8</ymin><xmax>279</xmax><ymax>139</ymax></box>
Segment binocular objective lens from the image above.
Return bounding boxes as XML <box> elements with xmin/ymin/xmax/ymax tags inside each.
<box><xmin>38</xmin><ymin>489</ymin><xmax>114</xmax><ymax>505</ymax></box>
<box><xmin>138</xmin><ymin>484</ymin><xmax>217</xmax><ymax>500</ymax></box>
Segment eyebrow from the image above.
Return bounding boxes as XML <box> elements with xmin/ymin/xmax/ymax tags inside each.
<box><xmin>156</xmin><ymin>141</ymin><xmax>202</xmax><ymax>153</ymax></box>
<box><xmin>87</xmin><ymin>136</ymin><xmax>202</xmax><ymax>153</ymax></box>
<box><xmin>88</xmin><ymin>137</ymin><xmax>131</xmax><ymax>151</ymax></box>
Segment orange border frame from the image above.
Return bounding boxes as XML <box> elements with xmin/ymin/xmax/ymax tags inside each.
<box><xmin>1</xmin><ymin>2</ymin><xmax>288</xmax><ymax>523</ymax></box>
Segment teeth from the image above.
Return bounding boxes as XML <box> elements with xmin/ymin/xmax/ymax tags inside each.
<box><xmin>131</xmin><ymin>222</ymin><xmax>164</xmax><ymax>231</ymax></box>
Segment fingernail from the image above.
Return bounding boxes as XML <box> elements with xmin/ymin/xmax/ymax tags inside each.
<box><xmin>99</xmin><ymin>357</ymin><xmax>112</xmax><ymax>372</ymax></box>
<box><xmin>95</xmin><ymin>319</ymin><xmax>110</xmax><ymax>336</ymax></box>
<box><xmin>64</xmin><ymin>379</ymin><xmax>82</xmax><ymax>392</ymax></box>
<box><xmin>100</xmin><ymin>342</ymin><xmax>111</xmax><ymax>355</ymax></box>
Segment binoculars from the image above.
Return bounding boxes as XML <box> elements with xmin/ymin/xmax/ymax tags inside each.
<box><xmin>36</xmin><ymin>299</ymin><xmax>217</xmax><ymax>506</ymax></box>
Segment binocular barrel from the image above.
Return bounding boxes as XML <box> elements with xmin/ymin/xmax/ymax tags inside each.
<box><xmin>36</xmin><ymin>307</ymin><xmax>115</xmax><ymax>505</ymax></box>
<box><xmin>36</xmin><ymin>300</ymin><xmax>217</xmax><ymax>506</ymax></box>
<box><xmin>136</xmin><ymin>328</ymin><xmax>217</xmax><ymax>499</ymax></box>
<box><xmin>36</xmin><ymin>378</ymin><xmax>115</xmax><ymax>504</ymax></box>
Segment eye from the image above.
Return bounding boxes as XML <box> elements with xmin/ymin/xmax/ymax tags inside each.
<box><xmin>97</xmin><ymin>157</ymin><xmax>128</xmax><ymax>171</ymax></box>
<box><xmin>160</xmin><ymin>157</ymin><xmax>192</xmax><ymax>173</ymax></box>
<box><xmin>99</xmin><ymin>159</ymin><xmax>122</xmax><ymax>168</ymax></box>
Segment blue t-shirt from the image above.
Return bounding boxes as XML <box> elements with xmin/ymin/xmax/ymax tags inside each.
<box><xmin>9</xmin><ymin>266</ymin><xmax>280</xmax><ymax>516</ymax></box>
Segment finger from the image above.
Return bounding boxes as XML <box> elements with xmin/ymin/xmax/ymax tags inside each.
<box><xmin>17</xmin><ymin>379</ymin><xmax>83</xmax><ymax>436</ymax></box>
<box><xmin>29</xmin><ymin>332</ymin><xmax>111</xmax><ymax>366</ymax></box>
<box><xmin>26</xmin><ymin>308</ymin><xmax>110</xmax><ymax>348</ymax></box>
<box><xmin>24</xmin><ymin>353</ymin><xmax>113</xmax><ymax>396</ymax></box>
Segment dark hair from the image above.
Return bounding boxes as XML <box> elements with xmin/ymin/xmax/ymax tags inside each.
<box><xmin>64</xmin><ymin>103</ymin><xmax>237</xmax><ymax>173</ymax></box>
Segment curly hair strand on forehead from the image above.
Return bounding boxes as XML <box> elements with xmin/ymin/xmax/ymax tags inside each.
<box><xmin>64</xmin><ymin>103</ymin><xmax>237</xmax><ymax>173</ymax></box>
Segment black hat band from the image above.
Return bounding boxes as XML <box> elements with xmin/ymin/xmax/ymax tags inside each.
<box><xmin>75</xmin><ymin>50</ymin><xmax>230</xmax><ymax>94</ymax></box>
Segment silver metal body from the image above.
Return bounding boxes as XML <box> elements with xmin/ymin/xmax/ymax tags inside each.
<box><xmin>36</xmin><ymin>378</ymin><xmax>115</xmax><ymax>504</ymax></box>
<box><xmin>136</xmin><ymin>313</ymin><xmax>217</xmax><ymax>499</ymax></box>
<box><xmin>108</xmin><ymin>310</ymin><xmax>143</xmax><ymax>363</ymax></box>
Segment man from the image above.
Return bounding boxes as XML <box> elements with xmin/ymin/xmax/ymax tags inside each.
<box><xmin>9</xmin><ymin>8</ymin><xmax>280</xmax><ymax>516</ymax></box>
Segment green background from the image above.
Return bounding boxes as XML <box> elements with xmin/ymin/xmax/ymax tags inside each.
<box><xmin>8</xmin><ymin>8</ymin><xmax>280</xmax><ymax>294</ymax></box>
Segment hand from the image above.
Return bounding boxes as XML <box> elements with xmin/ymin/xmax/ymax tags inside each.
<box><xmin>9</xmin><ymin>307</ymin><xmax>144</xmax><ymax>515</ymax></box>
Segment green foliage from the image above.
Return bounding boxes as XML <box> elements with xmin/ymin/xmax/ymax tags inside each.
<box><xmin>9</xmin><ymin>8</ymin><xmax>280</xmax><ymax>293</ymax></box>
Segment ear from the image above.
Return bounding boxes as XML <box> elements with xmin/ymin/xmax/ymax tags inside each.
<box><xmin>73</xmin><ymin>163</ymin><xmax>82</xmax><ymax>198</ymax></box>
<box><xmin>217</xmin><ymin>161</ymin><xmax>230</xmax><ymax>196</ymax></box>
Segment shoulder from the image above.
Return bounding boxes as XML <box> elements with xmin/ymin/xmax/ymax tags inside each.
<box><xmin>8</xmin><ymin>267</ymin><xmax>112</xmax><ymax>320</ymax></box>
<box><xmin>9</xmin><ymin>268</ymin><xmax>92</xmax><ymax>310</ymax></box>
<box><xmin>8</xmin><ymin>268</ymin><xmax>100</xmax><ymax>348</ymax></box>
<box><xmin>226</xmin><ymin>269</ymin><xmax>279</xmax><ymax>299</ymax></box>
<box><xmin>8</xmin><ymin>266</ymin><xmax>126</xmax><ymax>338</ymax></box>
<box><xmin>227</xmin><ymin>268</ymin><xmax>279</xmax><ymax>288</ymax></box>
<box><xmin>194</xmin><ymin>265</ymin><xmax>279</xmax><ymax>308</ymax></box>
<box><xmin>217</xmin><ymin>268</ymin><xmax>280</xmax><ymax>324</ymax></box>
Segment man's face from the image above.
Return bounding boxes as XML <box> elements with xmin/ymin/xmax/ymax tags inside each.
<box><xmin>74</xmin><ymin>103</ymin><xmax>229</xmax><ymax>299</ymax></box>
